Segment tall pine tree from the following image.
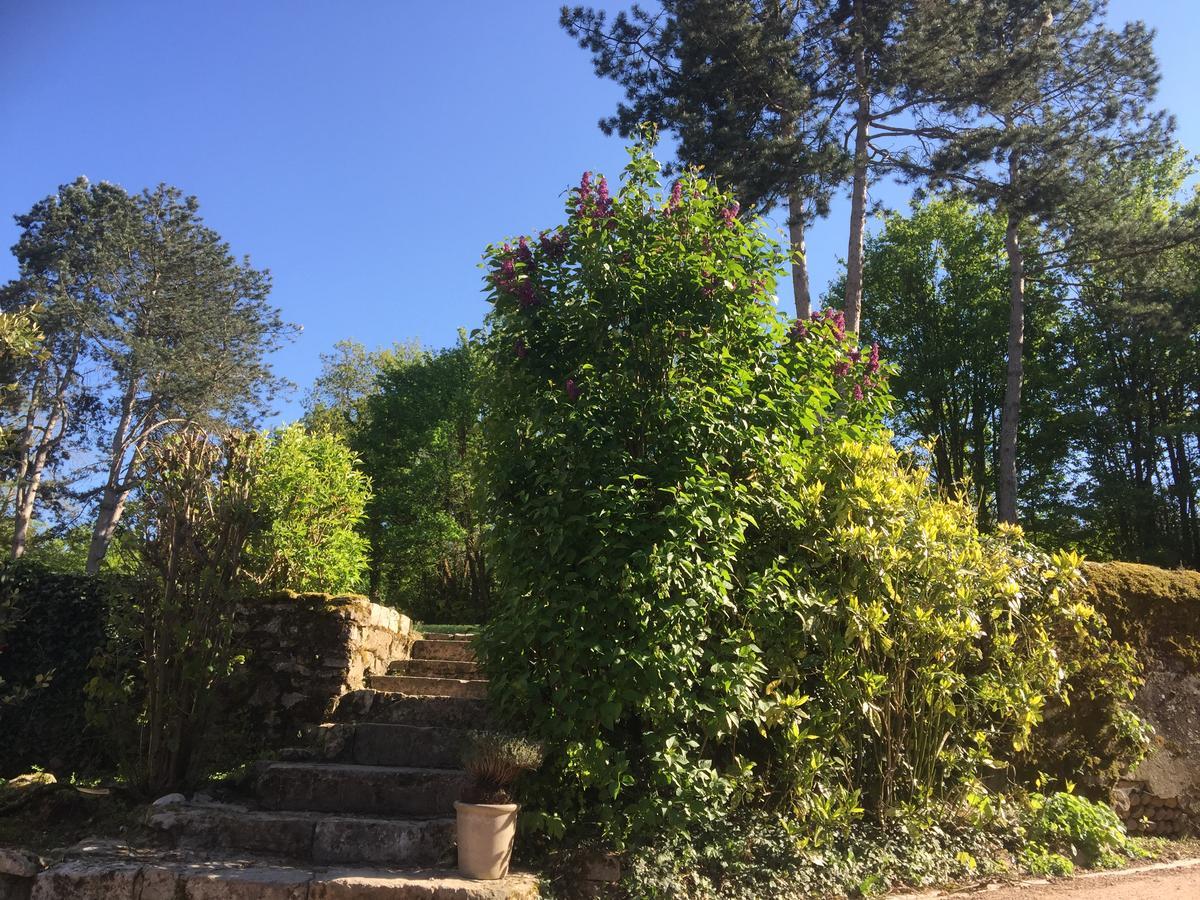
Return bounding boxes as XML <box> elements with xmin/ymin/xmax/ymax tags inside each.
<box><xmin>909</xmin><ymin>0</ymin><xmax>1173</xmax><ymax>523</ymax></box>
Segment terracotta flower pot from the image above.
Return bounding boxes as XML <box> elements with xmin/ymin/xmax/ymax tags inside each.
<box><xmin>455</xmin><ymin>800</ymin><xmax>519</xmax><ymax>880</ymax></box>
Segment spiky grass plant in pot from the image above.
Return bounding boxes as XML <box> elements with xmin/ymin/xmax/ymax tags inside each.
<box><xmin>455</xmin><ymin>731</ymin><xmax>543</xmax><ymax>879</ymax></box>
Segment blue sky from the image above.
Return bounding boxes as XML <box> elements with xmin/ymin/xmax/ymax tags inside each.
<box><xmin>2</xmin><ymin>0</ymin><xmax>1197</xmax><ymax>424</ymax></box>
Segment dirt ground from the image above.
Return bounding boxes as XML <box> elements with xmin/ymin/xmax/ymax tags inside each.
<box><xmin>928</xmin><ymin>860</ymin><xmax>1200</xmax><ymax>899</ymax></box>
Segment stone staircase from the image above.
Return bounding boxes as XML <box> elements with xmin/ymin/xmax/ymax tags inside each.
<box><xmin>28</xmin><ymin>631</ymin><xmax>538</xmax><ymax>899</ymax></box>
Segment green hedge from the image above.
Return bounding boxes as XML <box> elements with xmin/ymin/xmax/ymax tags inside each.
<box><xmin>1084</xmin><ymin>561</ymin><xmax>1200</xmax><ymax>671</ymax></box>
<box><xmin>0</xmin><ymin>561</ymin><xmax>120</xmax><ymax>778</ymax></box>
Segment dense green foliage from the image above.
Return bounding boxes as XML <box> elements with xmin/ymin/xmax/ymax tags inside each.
<box><xmin>356</xmin><ymin>338</ymin><xmax>488</xmax><ymax>621</ymax></box>
<box><xmin>0</xmin><ymin>562</ymin><xmax>119</xmax><ymax>778</ymax></box>
<box><xmin>1021</xmin><ymin>791</ymin><xmax>1144</xmax><ymax>873</ymax></box>
<box><xmin>478</xmin><ymin>141</ymin><xmax>1109</xmax><ymax>851</ymax></box>
<box><xmin>86</xmin><ymin>424</ymin><xmax>370</xmax><ymax>791</ymax></box>
<box><xmin>303</xmin><ymin>338</ymin><xmax>488</xmax><ymax>620</ymax></box>
<box><xmin>88</xmin><ymin>427</ymin><xmax>261</xmax><ymax>792</ymax></box>
<box><xmin>244</xmin><ymin>423</ymin><xmax>371</xmax><ymax>594</ymax></box>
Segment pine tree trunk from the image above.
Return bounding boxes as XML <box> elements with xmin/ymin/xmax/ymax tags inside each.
<box><xmin>787</xmin><ymin>190</ymin><xmax>812</xmax><ymax>318</ymax></box>
<box><xmin>10</xmin><ymin>351</ymin><xmax>78</xmax><ymax>559</ymax></box>
<box><xmin>86</xmin><ymin>480</ymin><xmax>130</xmax><ymax>575</ymax></box>
<box><xmin>844</xmin><ymin>0</ymin><xmax>870</xmax><ymax>335</ymax></box>
<box><xmin>86</xmin><ymin>378</ymin><xmax>140</xmax><ymax>575</ymax></box>
<box><xmin>11</xmin><ymin>431</ymin><xmax>56</xmax><ymax>558</ymax></box>
<box><xmin>998</xmin><ymin>206</ymin><xmax>1025</xmax><ymax>525</ymax></box>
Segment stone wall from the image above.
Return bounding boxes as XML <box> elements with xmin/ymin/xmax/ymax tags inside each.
<box><xmin>209</xmin><ymin>593</ymin><xmax>413</xmax><ymax>762</ymax></box>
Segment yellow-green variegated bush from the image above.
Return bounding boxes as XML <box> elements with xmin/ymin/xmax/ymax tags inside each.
<box><xmin>747</xmin><ymin>439</ymin><xmax>1090</xmax><ymax>827</ymax></box>
<box><xmin>477</xmin><ymin>136</ymin><xmax>1123</xmax><ymax>851</ymax></box>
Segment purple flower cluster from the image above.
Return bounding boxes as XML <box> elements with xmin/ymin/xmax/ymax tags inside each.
<box><xmin>721</xmin><ymin>202</ymin><xmax>740</xmax><ymax>228</ymax></box>
<box><xmin>539</xmin><ymin>229</ymin><xmax>568</xmax><ymax>260</ymax></box>
<box><xmin>868</xmin><ymin>342</ymin><xmax>880</xmax><ymax>375</ymax></box>
<box><xmin>664</xmin><ymin>181</ymin><xmax>683</xmax><ymax>215</ymax></box>
<box><xmin>491</xmin><ymin>243</ymin><xmax>540</xmax><ymax>309</ymax></box>
<box><xmin>596</xmin><ymin>175</ymin><xmax>612</xmax><ymax>217</ymax></box>
<box><xmin>576</xmin><ymin>170</ymin><xmax>614</xmax><ymax>220</ymax></box>
<box><xmin>565</xmin><ymin>378</ymin><xmax>580</xmax><ymax>401</ymax></box>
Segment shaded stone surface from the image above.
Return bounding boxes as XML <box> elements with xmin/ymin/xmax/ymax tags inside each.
<box><xmin>332</xmin><ymin>691</ymin><xmax>490</xmax><ymax>730</ymax></box>
<box><xmin>219</xmin><ymin>594</ymin><xmax>414</xmax><ymax>752</ymax></box>
<box><xmin>256</xmin><ymin>763</ymin><xmax>466</xmax><ymax>817</ymax></box>
<box><xmin>411</xmin><ymin>641</ymin><xmax>475</xmax><ymax>663</ymax></box>
<box><xmin>311</xmin><ymin>817</ymin><xmax>455</xmax><ymax>867</ymax></box>
<box><xmin>351</xmin><ymin>723</ymin><xmax>467</xmax><ymax>769</ymax></box>
<box><xmin>387</xmin><ymin>659</ymin><xmax>479</xmax><ymax>679</ymax></box>
<box><xmin>367</xmin><ymin>675</ymin><xmax>487</xmax><ymax>701</ymax></box>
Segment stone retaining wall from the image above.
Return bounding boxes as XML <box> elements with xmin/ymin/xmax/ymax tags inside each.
<box><xmin>210</xmin><ymin>593</ymin><xmax>413</xmax><ymax>761</ymax></box>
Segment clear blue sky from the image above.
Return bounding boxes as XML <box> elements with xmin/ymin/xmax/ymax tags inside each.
<box><xmin>2</xmin><ymin>0</ymin><xmax>1197</xmax><ymax>424</ymax></box>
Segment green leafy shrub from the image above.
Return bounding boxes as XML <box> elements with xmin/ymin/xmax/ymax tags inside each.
<box><xmin>1021</xmin><ymin>791</ymin><xmax>1143</xmax><ymax>871</ymax></box>
<box><xmin>1019</xmin><ymin>596</ymin><xmax>1150</xmax><ymax>798</ymax></box>
<box><xmin>0</xmin><ymin>562</ymin><xmax>120</xmax><ymax>778</ymax></box>
<box><xmin>245</xmin><ymin>423</ymin><xmax>371</xmax><ymax>594</ymax></box>
<box><xmin>611</xmin><ymin>814</ymin><xmax>1013</xmax><ymax>899</ymax></box>
<box><xmin>477</xmin><ymin>137</ymin><xmax>1103</xmax><ymax>849</ymax></box>
<box><xmin>88</xmin><ymin>426</ymin><xmax>261</xmax><ymax>793</ymax></box>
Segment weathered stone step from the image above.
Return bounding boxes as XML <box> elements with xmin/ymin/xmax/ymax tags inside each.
<box><xmin>256</xmin><ymin>762</ymin><xmax>465</xmax><ymax>816</ymax></box>
<box><xmin>369</xmin><ymin>674</ymin><xmax>488</xmax><ymax>700</ymax></box>
<box><xmin>31</xmin><ymin>854</ymin><xmax>539</xmax><ymax>899</ymax></box>
<box><xmin>351</xmin><ymin>722</ymin><xmax>467</xmax><ymax>769</ymax></box>
<box><xmin>333</xmin><ymin>690</ymin><xmax>492</xmax><ymax>730</ymax></box>
<box><xmin>412</xmin><ymin>639</ymin><xmax>476</xmax><ymax>662</ymax></box>
<box><xmin>147</xmin><ymin>802</ymin><xmax>455</xmax><ymax>866</ymax></box>
<box><xmin>418</xmin><ymin>632</ymin><xmax>475</xmax><ymax>642</ymax></box>
<box><xmin>389</xmin><ymin>658</ymin><xmax>480</xmax><ymax>678</ymax></box>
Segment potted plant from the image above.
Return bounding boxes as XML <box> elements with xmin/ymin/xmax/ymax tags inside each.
<box><xmin>455</xmin><ymin>731</ymin><xmax>543</xmax><ymax>880</ymax></box>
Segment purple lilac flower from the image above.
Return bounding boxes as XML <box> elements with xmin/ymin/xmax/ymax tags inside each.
<box><xmin>517</xmin><ymin>236</ymin><xmax>534</xmax><ymax>265</ymax></box>
<box><xmin>853</xmin><ymin>383</ymin><xmax>864</xmax><ymax>401</ymax></box>
<box><xmin>595</xmin><ymin>175</ymin><xmax>612</xmax><ymax>218</ymax></box>
<box><xmin>721</xmin><ymin>202</ymin><xmax>740</xmax><ymax>228</ymax></box>
<box><xmin>565</xmin><ymin>378</ymin><xmax>580</xmax><ymax>401</ymax></box>
<box><xmin>789</xmin><ymin>319</ymin><xmax>809</xmax><ymax>340</ymax></box>
<box><xmin>833</xmin><ymin>360</ymin><xmax>851</xmax><ymax>377</ymax></box>
<box><xmin>516</xmin><ymin>281</ymin><xmax>539</xmax><ymax>309</ymax></box>
<box><xmin>868</xmin><ymin>342</ymin><xmax>881</xmax><ymax>374</ymax></box>
<box><xmin>539</xmin><ymin>229</ymin><xmax>567</xmax><ymax>260</ymax></box>
<box><xmin>849</xmin><ymin>348</ymin><xmax>862</xmax><ymax>363</ymax></box>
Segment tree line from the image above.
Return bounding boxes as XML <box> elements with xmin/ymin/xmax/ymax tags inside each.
<box><xmin>562</xmin><ymin>0</ymin><xmax>1198</xmax><ymax>528</ymax></box>
<box><xmin>0</xmin><ymin>178</ymin><xmax>294</xmax><ymax>573</ymax></box>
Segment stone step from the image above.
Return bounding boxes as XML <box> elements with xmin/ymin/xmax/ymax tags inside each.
<box><xmin>389</xmin><ymin>658</ymin><xmax>480</xmax><ymax>678</ymax></box>
<box><xmin>256</xmin><ymin>762</ymin><xmax>466</xmax><ymax>817</ymax></box>
<box><xmin>333</xmin><ymin>690</ymin><xmax>492</xmax><ymax>730</ymax></box>
<box><xmin>147</xmin><ymin>802</ymin><xmax>456</xmax><ymax>866</ymax></box>
<box><xmin>412</xmin><ymin>639</ymin><xmax>476</xmax><ymax>663</ymax></box>
<box><xmin>369</xmin><ymin>674</ymin><xmax>488</xmax><ymax>700</ymax></box>
<box><xmin>351</xmin><ymin>722</ymin><xmax>468</xmax><ymax>769</ymax></box>
<box><xmin>418</xmin><ymin>632</ymin><xmax>476</xmax><ymax>643</ymax></box>
<box><xmin>31</xmin><ymin>854</ymin><xmax>539</xmax><ymax>899</ymax></box>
